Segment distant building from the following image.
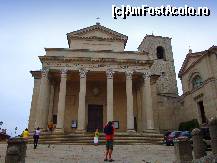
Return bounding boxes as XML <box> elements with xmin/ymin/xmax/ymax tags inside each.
<box><xmin>28</xmin><ymin>23</ymin><xmax>179</xmax><ymax>133</ymax></box>
<box><xmin>178</xmin><ymin>46</ymin><xmax>217</xmax><ymax>125</ymax></box>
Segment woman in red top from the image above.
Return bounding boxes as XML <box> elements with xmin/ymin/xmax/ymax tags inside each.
<box><xmin>104</xmin><ymin>121</ymin><xmax>114</xmax><ymax>162</ymax></box>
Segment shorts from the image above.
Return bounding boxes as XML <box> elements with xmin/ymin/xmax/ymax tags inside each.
<box><xmin>106</xmin><ymin>140</ymin><xmax>113</xmax><ymax>150</ymax></box>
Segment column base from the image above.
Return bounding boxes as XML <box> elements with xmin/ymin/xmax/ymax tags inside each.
<box><xmin>75</xmin><ymin>129</ymin><xmax>86</xmax><ymax>134</ymax></box>
<box><xmin>143</xmin><ymin>129</ymin><xmax>159</xmax><ymax>134</ymax></box>
<box><xmin>54</xmin><ymin>128</ymin><xmax>64</xmax><ymax>134</ymax></box>
<box><xmin>127</xmin><ymin>129</ymin><xmax>136</xmax><ymax>133</ymax></box>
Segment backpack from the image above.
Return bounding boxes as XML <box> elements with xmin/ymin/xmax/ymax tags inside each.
<box><xmin>104</xmin><ymin>125</ymin><xmax>113</xmax><ymax>135</ymax></box>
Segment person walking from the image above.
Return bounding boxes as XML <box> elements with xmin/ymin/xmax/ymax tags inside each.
<box><xmin>22</xmin><ymin>128</ymin><xmax>30</xmax><ymax>140</ymax></box>
<box><xmin>33</xmin><ymin>127</ymin><xmax>40</xmax><ymax>149</ymax></box>
<box><xmin>104</xmin><ymin>121</ymin><xmax>114</xmax><ymax>162</ymax></box>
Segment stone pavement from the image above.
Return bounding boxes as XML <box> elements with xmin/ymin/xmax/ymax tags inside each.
<box><xmin>0</xmin><ymin>143</ymin><xmax>176</xmax><ymax>163</ymax></box>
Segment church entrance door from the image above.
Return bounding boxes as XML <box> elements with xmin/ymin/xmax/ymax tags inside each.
<box><xmin>87</xmin><ymin>104</ymin><xmax>103</xmax><ymax>132</ymax></box>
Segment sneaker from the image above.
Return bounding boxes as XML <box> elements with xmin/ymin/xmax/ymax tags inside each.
<box><xmin>104</xmin><ymin>158</ymin><xmax>108</xmax><ymax>161</ymax></box>
<box><xmin>109</xmin><ymin>159</ymin><xmax>114</xmax><ymax>162</ymax></box>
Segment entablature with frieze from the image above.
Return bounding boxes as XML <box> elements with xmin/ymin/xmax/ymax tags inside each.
<box><xmin>39</xmin><ymin>55</ymin><xmax>153</xmax><ymax>70</ymax></box>
<box><xmin>41</xmin><ymin>60</ymin><xmax>151</xmax><ymax>73</ymax></box>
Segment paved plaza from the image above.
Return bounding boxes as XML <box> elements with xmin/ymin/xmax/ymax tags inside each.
<box><xmin>0</xmin><ymin>143</ymin><xmax>176</xmax><ymax>163</ymax></box>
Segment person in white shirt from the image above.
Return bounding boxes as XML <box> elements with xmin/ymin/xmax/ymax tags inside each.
<box><xmin>33</xmin><ymin>127</ymin><xmax>40</xmax><ymax>149</ymax></box>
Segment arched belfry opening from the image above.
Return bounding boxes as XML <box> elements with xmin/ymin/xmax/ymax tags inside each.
<box><xmin>156</xmin><ymin>46</ymin><xmax>165</xmax><ymax>60</ymax></box>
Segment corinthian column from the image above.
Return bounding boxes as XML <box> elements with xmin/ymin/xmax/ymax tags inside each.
<box><xmin>77</xmin><ymin>68</ymin><xmax>87</xmax><ymax>132</ymax></box>
<box><xmin>142</xmin><ymin>71</ymin><xmax>155</xmax><ymax>131</ymax></box>
<box><xmin>126</xmin><ymin>70</ymin><xmax>135</xmax><ymax>132</ymax></box>
<box><xmin>106</xmin><ymin>69</ymin><xmax>114</xmax><ymax>122</ymax></box>
<box><xmin>47</xmin><ymin>82</ymin><xmax>55</xmax><ymax>124</ymax></box>
<box><xmin>35</xmin><ymin>68</ymin><xmax>50</xmax><ymax>130</ymax></box>
<box><xmin>56</xmin><ymin>69</ymin><xmax>67</xmax><ymax>132</ymax></box>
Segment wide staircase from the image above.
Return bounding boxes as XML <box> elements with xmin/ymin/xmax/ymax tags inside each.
<box><xmin>28</xmin><ymin>132</ymin><xmax>164</xmax><ymax>145</ymax></box>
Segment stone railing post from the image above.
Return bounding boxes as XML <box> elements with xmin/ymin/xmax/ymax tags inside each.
<box><xmin>174</xmin><ymin>140</ymin><xmax>193</xmax><ymax>163</ymax></box>
<box><xmin>191</xmin><ymin>128</ymin><xmax>206</xmax><ymax>159</ymax></box>
<box><xmin>209</xmin><ymin>117</ymin><xmax>217</xmax><ymax>155</ymax></box>
<box><xmin>5</xmin><ymin>138</ymin><xmax>27</xmax><ymax>163</ymax></box>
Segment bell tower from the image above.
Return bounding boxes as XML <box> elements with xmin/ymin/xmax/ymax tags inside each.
<box><xmin>138</xmin><ymin>35</ymin><xmax>178</xmax><ymax>95</ymax></box>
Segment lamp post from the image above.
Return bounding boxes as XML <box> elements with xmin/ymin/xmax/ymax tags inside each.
<box><xmin>0</xmin><ymin>121</ymin><xmax>3</xmax><ymax>131</ymax></box>
<box><xmin>15</xmin><ymin>127</ymin><xmax>18</xmax><ymax>135</ymax></box>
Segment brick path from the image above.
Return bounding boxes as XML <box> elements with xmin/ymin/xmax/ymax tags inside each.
<box><xmin>0</xmin><ymin>143</ymin><xmax>176</xmax><ymax>163</ymax></box>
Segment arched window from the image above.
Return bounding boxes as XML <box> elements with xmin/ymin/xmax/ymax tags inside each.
<box><xmin>192</xmin><ymin>75</ymin><xmax>203</xmax><ymax>89</ymax></box>
<box><xmin>156</xmin><ymin>46</ymin><xmax>165</xmax><ymax>60</ymax></box>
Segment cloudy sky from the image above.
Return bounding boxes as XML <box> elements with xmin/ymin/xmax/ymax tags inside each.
<box><xmin>0</xmin><ymin>0</ymin><xmax>216</xmax><ymax>135</ymax></box>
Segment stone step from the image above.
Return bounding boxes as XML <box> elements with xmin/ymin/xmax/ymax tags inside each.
<box><xmin>29</xmin><ymin>138</ymin><xmax>163</xmax><ymax>142</ymax></box>
<box><xmin>28</xmin><ymin>139</ymin><xmax>163</xmax><ymax>145</ymax></box>
<box><xmin>28</xmin><ymin>132</ymin><xmax>164</xmax><ymax>145</ymax></box>
<box><xmin>30</xmin><ymin>138</ymin><xmax>162</xmax><ymax>142</ymax></box>
<box><xmin>35</xmin><ymin>133</ymin><xmax>163</xmax><ymax>139</ymax></box>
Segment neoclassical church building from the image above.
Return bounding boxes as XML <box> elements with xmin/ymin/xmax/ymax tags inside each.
<box><xmin>28</xmin><ymin>23</ymin><xmax>179</xmax><ymax>133</ymax></box>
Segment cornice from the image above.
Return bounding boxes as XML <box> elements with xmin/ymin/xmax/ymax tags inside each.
<box><xmin>44</xmin><ymin>48</ymin><xmax>149</xmax><ymax>55</ymax></box>
<box><xmin>178</xmin><ymin>51</ymin><xmax>206</xmax><ymax>78</ymax></box>
<box><xmin>68</xmin><ymin>35</ymin><xmax>125</xmax><ymax>42</ymax></box>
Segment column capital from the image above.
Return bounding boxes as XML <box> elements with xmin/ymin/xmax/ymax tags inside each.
<box><xmin>79</xmin><ymin>68</ymin><xmax>88</xmax><ymax>78</ymax></box>
<box><xmin>125</xmin><ymin>70</ymin><xmax>133</xmax><ymax>80</ymax></box>
<box><xmin>60</xmin><ymin>69</ymin><xmax>68</xmax><ymax>78</ymax></box>
<box><xmin>143</xmin><ymin>71</ymin><xmax>151</xmax><ymax>79</ymax></box>
<box><xmin>41</xmin><ymin>68</ymin><xmax>49</xmax><ymax>78</ymax></box>
<box><xmin>106</xmin><ymin>68</ymin><xmax>115</xmax><ymax>79</ymax></box>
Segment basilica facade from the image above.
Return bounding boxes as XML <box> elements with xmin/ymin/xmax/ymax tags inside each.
<box><xmin>28</xmin><ymin>23</ymin><xmax>179</xmax><ymax>133</ymax></box>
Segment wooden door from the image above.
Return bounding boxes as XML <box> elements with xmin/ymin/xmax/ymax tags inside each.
<box><xmin>87</xmin><ymin>105</ymin><xmax>103</xmax><ymax>132</ymax></box>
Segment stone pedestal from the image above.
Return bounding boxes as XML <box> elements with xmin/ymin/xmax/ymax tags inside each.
<box><xmin>174</xmin><ymin>140</ymin><xmax>193</xmax><ymax>163</ymax></box>
<box><xmin>191</xmin><ymin>128</ymin><xmax>206</xmax><ymax>159</ymax></box>
<box><xmin>209</xmin><ymin>117</ymin><xmax>217</xmax><ymax>155</ymax></box>
<box><xmin>5</xmin><ymin>138</ymin><xmax>27</xmax><ymax>163</ymax></box>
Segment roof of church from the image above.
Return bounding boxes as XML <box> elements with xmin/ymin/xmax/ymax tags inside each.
<box><xmin>66</xmin><ymin>23</ymin><xmax>128</xmax><ymax>43</ymax></box>
<box><xmin>178</xmin><ymin>45</ymin><xmax>217</xmax><ymax>78</ymax></box>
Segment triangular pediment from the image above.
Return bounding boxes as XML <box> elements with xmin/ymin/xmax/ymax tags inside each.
<box><xmin>67</xmin><ymin>23</ymin><xmax>128</xmax><ymax>41</ymax></box>
<box><xmin>184</xmin><ymin>55</ymin><xmax>200</xmax><ymax>70</ymax></box>
<box><xmin>79</xmin><ymin>30</ymin><xmax>118</xmax><ymax>39</ymax></box>
<box><xmin>179</xmin><ymin>46</ymin><xmax>217</xmax><ymax>78</ymax></box>
<box><xmin>178</xmin><ymin>52</ymin><xmax>203</xmax><ymax>78</ymax></box>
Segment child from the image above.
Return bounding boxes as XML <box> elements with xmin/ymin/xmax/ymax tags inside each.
<box><xmin>94</xmin><ymin>128</ymin><xmax>100</xmax><ymax>145</ymax></box>
<box><xmin>22</xmin><ymin>128</ymin><xmax>30</xmax><ymax>140</ymax></box>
